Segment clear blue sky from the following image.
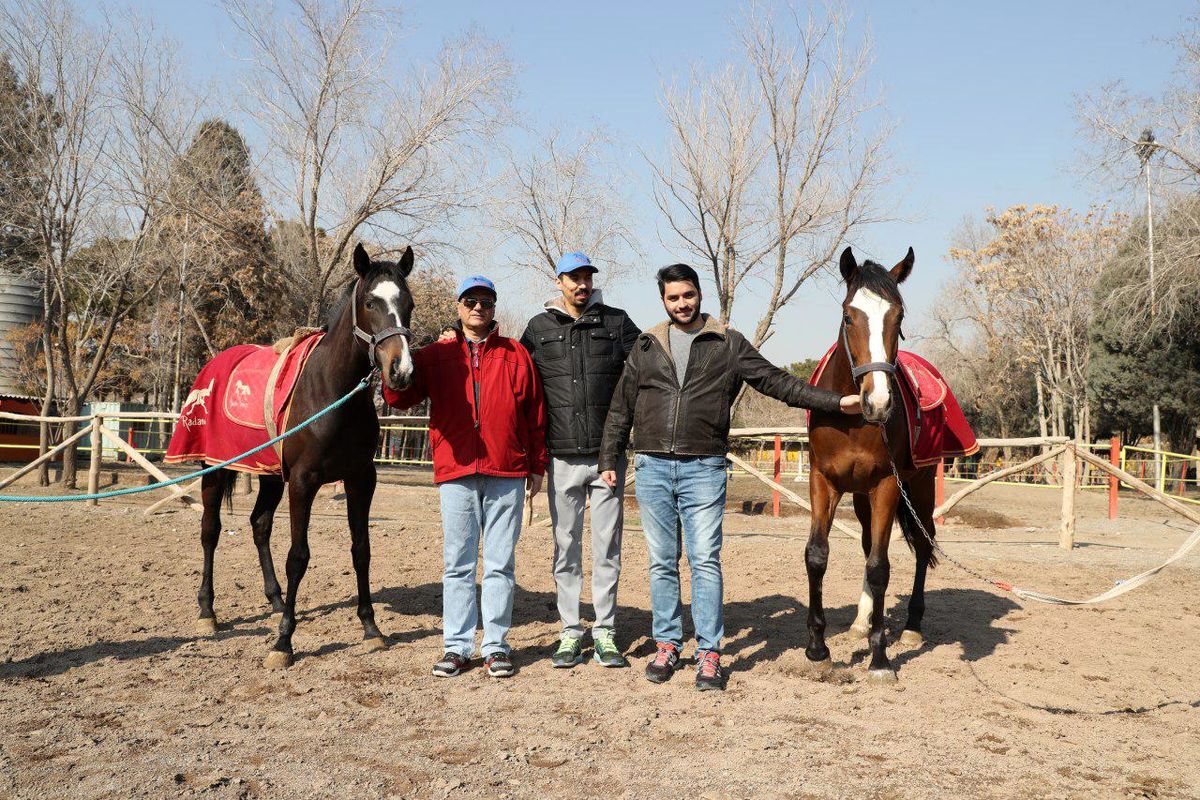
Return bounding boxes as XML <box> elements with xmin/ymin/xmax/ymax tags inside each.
<box><xmin>111</xmin><ymin>0</ymin><xmax>1185</xmax><ymax>362</ymax></box>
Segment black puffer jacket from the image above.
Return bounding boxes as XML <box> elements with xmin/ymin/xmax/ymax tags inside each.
<box><xmin>519</xmin><ymin>293</ymin><xmax>640</xmax><ymax>456</ymax></box>
<box><xmin>598</xmin><ymin>314</ymin><xmax>843</xmax><ymax>471</ymax></box>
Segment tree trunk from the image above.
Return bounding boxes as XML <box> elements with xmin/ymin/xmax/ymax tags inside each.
<box><xmin>37</xmin><ymin>270</ymin><xmax>56</xmax><ymax>486</ymax></box>
<box><xmin>61</xmin><ymin>394</ymin><xmax>83</xmax><ymax>489</ymax></box>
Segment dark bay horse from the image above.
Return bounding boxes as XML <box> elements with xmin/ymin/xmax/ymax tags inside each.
<box><xmin>196</xmin><ymin>243</ymin><xmax>415</xmax><ymax>669</ymax></box>
<box><xmin>805</xmin><ymin>246</ymin><xmax>937</xmax><ymax>684</ymax></box>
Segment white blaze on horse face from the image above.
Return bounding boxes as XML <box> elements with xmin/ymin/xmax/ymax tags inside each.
<box><xmin>848</xmin><ymin>288</ymin><xmax>893</xmax><ymax>411</ymax></box>
<box><xmin>370</xmin><ymin>280</ymin><xmax>413</xmax><ymax>379</ymax></box>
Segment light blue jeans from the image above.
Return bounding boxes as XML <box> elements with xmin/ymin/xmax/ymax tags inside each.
<box><xmin>438</xmin><ymin>474</ymin><xmax>526</xmax><ymax>658</ymax></box>
<box><xmin>634</xmin><ymin>454</ymin><xmax>728</xmax><ymax>653</ymax></box>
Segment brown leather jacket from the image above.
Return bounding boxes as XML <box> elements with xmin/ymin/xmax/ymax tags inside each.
<box><xmin>598</xmin><ymin>314</ymin><xmax>842</xmax><ymax>471</ymax></box>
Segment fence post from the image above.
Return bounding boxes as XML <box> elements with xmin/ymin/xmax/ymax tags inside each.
<box><xmin>772</xmin><ymin>435</ymin><xmax>781</xmax><ymax>517</ymax></box>
<box><xmin>240</xmin><ymin>471</ymin><xmax>253</xmax><ymax>495</ymax></box>
<box><xmin>1108</xmin><ymin>436</ymin><xmax>1120</xmax><ymax>520</ymax></box>
<box><xmin>87</xmin><ymin>415</ymin><xmax>103</xmax><ymax>507</ymax></box>
<box><xmin>126</xmin><ymin>423</ymin><xmax>134</xmax><ymax>463</ymax></box>
<box><xmin>1059</xmin><ymin>443</ymin><xmax>1076</xmax><ymax>550</ymax></box>
<box><xmin>935</xmin><ymin>460</ymin><xmax>946</xmax><ymax>524</ymax></box>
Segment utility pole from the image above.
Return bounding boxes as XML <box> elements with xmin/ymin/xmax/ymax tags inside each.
<box><xmin>1137</xmin><ymin>129</ymin><xmax>1164</xmax><ymax>492</ymax></box>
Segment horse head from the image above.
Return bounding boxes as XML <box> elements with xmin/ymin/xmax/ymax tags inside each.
<box><xmin>351</xmin><ymin>242</ymin><xmax>416</xmax><ymax>392</ymax></box>
<box><xmin>838</xmin><ymin>246</ymin><xmax>913</xmax><ymax>425</ymax></box>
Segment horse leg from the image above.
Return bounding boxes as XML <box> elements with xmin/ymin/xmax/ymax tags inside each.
<box><xmin>344</xmin><ymin>466</ymin><xmax>386</xmax><ymax>649</ymax></box>
<box><xmin>848</xmin><ymin>493</ymin><xmax>873</xmax><ymax>639</ymax></box>
<box><xmin>899</xmin><ymin>468</ymin><xmax>937</xmax><ymax>647</ymax></box>
<box><xmin>265</xmin><ymin>472</ymin><xmax>319</xmax><ymax>670</ymax></box>
<box><xmin>804</xmin><ymin>471</ymin><xmax>843</xmax><ymax>669</ymax></box>
<box><xmin>250</xmin><ymin>475</ymin><xmax>286</xmax><ymax>616</ymax></box>
<box><xmin>865</xmin><ymin>478</ymin><xmax>900</xmax><ymax>683</ymax></box>
<box><xmin>195</xmin><ymin>469</ymin><xmax>230</xmax><ymax>635</ymax></box>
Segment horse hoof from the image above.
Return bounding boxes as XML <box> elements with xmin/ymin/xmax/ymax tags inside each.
<box><xmin>867</xmin><ymin>668</ymin><xmax>897</xmax><ymax>685</ymax></box>
<box><xmin>264</xmin><ymin>650</ymin><xmax>293</xmax><ymax>670</ymax></box>
<box><xmin>364</xmin><ymin>636</ymin><xmax>388</xmax><ymax>652</ymax></box>
<box><xmin>898</xmin><ymin>630</ymin><xmax>924</xmax><ymax>647</ymax></box>
<box><xmin>804</xmin><ymin>657</ymin><xmax>833</xmax><ymax>676</ymax></box>
<box><xmin>848</xmin><ymin>624</ymin><xmax>870</xmax><ymax>640</ymax></box>
<box><xmin>194</xmin><ymin>618</ymin><xmax>218</xmax><ymax>636</ymax></box>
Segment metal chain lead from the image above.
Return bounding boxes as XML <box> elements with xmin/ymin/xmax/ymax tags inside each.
<box><xmin>879</xmin><ymin>425</ymin><xmax>1015</xmax><ymax>594</ymax></box>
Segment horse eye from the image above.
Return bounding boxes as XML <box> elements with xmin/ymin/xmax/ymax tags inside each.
<box><xmin>843</xmin><ymin>313</ymin><xmax>852</xmax><ymax>325</ymax></box>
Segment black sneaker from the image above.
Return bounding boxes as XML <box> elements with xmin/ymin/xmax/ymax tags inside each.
<box><xmin>484</xmin><ymin>652</ymin><xmax>515</xmax><ymax>678</ymax></box>
<box><xmin>432</xmin><ymin>652</ymin><xmax>470</xmax><ymax>677</ymax></box>
<box><xmin>695</xmin><ymin>650</ymin><xmax>724</xmax><ymax>692</ymax></box>
<box><xmin>644</xmin><ymin>642</ymin><xmax>681</xmax><ymax>684</ymax></box>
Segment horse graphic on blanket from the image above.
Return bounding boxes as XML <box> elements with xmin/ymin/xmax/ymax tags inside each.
<box><xmin>166</xmin><ymin>332</ymin><xmax>324</xmax><ymax>475</ymax></box>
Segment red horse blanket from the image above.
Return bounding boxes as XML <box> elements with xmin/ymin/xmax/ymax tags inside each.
<box><xmin>165</xmin><ymin>333</ymin><xmax>324</xmax><ymax>475</ymax></box>
<box><xmin>809</xmin><ymin>348</ymin><xmax>978</xmax><ymax>468</ymax></box>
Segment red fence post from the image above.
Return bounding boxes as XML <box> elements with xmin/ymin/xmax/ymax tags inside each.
<box><xmin>935</xmin><ymin>459</ymin><xmax>945</xmax><ymax>525</ymax></box>
<box><xmin>1108</xmin><ymin>436</ymin><xmax>1120</xmax><ymax>520</ymax></box>
<box><xmin>127</xmin><ymin>423</ymin><xmax>135</xmax><ymax>464</ymax></box>
<box><xmin>772</xmin><ymin>434</ymin><xmax>781</xmax><ymax>517</ymax></box>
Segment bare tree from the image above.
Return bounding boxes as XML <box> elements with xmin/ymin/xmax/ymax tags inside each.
<box><xmin>649</xmin><ymin>2</ymin><xmax>892</xmax><ymax>343</ymax></box>
<box><xmin>492</xmin><ymin>129</ymin><xmax>639</xmax><ymax>284</ymax></box>
<box><xmin>222</xmin><ymin>0</ymin><xmax>514</xmax><ymax>324</ymax></box>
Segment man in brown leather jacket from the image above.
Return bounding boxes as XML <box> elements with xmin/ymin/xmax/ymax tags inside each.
<box><xmin>599</xmin><ymin>263</ymin><xmax>859</xmax><ymax>690</ymax></box>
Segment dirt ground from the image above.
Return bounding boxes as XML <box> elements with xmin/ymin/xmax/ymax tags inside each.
<box><xmin>1</xmin><ymin>468</ymin><xmax>1199</xmax><ymax>799</ymax></box>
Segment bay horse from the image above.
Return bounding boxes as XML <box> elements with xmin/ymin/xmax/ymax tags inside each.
<box><xmin>805</xmin><ymin>246</ymin><xmax>937</xmax><ymax>684</ymax></box>
<box><xmin>195</xmin><ymin>243</ymin><xmax>415</xmax><ymax>669</ymax></box>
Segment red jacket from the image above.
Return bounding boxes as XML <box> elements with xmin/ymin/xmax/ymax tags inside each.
<box><xmin>383</xmin><ymin>328</ymin><xmax>547</xmax><ymax>484</ymax></box>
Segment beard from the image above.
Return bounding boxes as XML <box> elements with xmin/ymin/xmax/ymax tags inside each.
<box><xmin>668</xmin><ymin>305</ymin><xmax>698</xmax><ymax>325</ymax></box>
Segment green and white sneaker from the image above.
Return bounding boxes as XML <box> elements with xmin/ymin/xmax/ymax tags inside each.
<box><xmin>592</xmin><ymin>629</ymin><xmax>629</xmax><ymax>668</ymax></box>
<box><xmin>551</xmin><ymin>634</ymin><xmax>584</xmax><ymax>668</ymax></box>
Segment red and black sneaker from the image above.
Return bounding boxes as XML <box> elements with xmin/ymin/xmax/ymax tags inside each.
<box><xmin>644</xmin><ymin>642</ymin><xmax>681</xmax><ymax>684</ymax></box>
<box><xmin>432</xmin><ymin>652</ymin><xmax>470</xmax><ymax>677</ymax></box>
<box><xmin>694</xmin><ymin>650</ymin><xmax>724</xmax><ymax>692</ymax></box>
<box><xmin>484</xmin><ymin>652</ymin><xmax>515</xmax><ymax>678</ymax></box>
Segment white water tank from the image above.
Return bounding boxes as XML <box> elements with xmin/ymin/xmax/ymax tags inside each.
<box><xmin>0</xmin><ymin>272</ymin><xmax>42</xmax><ymax>396</ymax></box>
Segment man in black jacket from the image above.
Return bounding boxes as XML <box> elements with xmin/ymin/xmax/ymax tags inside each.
<box><xmin>599</xmin><ymin>263</ymin><xmax>860</xmax><ymax>691</ymax></box>
<box><xmin>519</xmin><ymin>252</ymin><xmax>639</xmax><ymax>669</ymax></box>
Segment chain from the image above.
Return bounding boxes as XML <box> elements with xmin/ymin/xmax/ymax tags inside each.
<box><xmin>879</xmin><ymin>426</ymin><xmax>1015</xmax><ymax>594</ymax></box>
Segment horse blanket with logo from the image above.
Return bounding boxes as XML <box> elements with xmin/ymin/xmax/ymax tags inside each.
<box><xmin>809</xmin><ymin>347</ymin><xmax>978</xmax><ymax>468</ymax></box>
<box><xmin>165</xmin><ymin>332</ymin><xmax>325</xmax><ymax>475</ymax></box>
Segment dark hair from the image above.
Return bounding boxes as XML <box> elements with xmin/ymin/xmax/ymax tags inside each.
<box><xmin>849</xmin><ymin>260</ymin><xmax>905</xmax><ymax>309</ymax></box>
<box><xmin>656</xmin><ymin>263</ymin><xmax>700</xmax><ymax>296</ymax></box>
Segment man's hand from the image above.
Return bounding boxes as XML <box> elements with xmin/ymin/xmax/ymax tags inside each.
<box><xmin>527</xmin><ymin>473</ymin><xmax>543</xmax><ymax>498</ymax></box>
<box><xmin>839</xmin><ymin>394</ymin><xmax>862</xmax><ymax>415</ymax></box>
<box><xmin>600</xmin><ymin>469</ymin><xmax>618</xmax><ymax>489</ymax></box>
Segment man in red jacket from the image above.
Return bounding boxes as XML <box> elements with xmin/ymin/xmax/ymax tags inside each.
<box><xmin>384</xmin><ymin>276</ymin><xmax>547</xmax><ymax>679</ymax></box>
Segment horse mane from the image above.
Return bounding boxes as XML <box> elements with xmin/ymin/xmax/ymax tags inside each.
<box><xmin>848</xmin><ymin>260</ymin><xmax>905</xmax><ymax>309</ymax></box>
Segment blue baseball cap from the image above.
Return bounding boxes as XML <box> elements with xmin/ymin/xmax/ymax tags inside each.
<box><xmin>556</xmin><ymin>251</ymin><xmax>597</xmax><ymax>277</ymax></box>
<box><xmin>456</xmin><ymin>275</ymin><xmax>497</xmax><ymax>299</ymax></box>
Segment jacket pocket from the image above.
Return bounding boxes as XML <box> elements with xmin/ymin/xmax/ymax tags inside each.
<box><xmin>587</xmin><ymin>328</ymin><xmax>617</xmax><ymax>357</ymax></box>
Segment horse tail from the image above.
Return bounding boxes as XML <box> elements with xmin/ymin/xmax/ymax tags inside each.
<box><xmin>896</xmin><ymin>479</ymin><xmax>938</xmax><ymax>568</ymax></box>
<box><xmin>220</xmin><ymin>469</ymin><xmax>237</xmax><ymax>513</ymax></box>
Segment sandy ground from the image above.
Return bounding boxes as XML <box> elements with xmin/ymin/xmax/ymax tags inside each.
<box><xmin>1</xmin><ymin>468</ymin><xmax>1199</xmax><ymax>799</ymax></box>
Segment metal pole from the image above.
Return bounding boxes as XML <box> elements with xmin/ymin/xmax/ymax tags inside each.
<box><xmin>1154</xmin><ymin>404</ymin><xmax>1164</xmax><ymax>493</ymax></box>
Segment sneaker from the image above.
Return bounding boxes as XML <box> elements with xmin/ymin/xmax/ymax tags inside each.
<box><xmin>695</xmin><ymin>650</ymin><xmax>724</xmax><ymax>692</ymax></box>
<box><xmin>644</xmin><ymin>642</ymin><xmax>681</xmax><ymax>684</ymax></box>
<box><xmin>484</xmin><ymin>652</ymin><xmax>515</xmax><ymax>678</ymax></box>
<box><xmin>432</xmin><ymin>652</ymin><xmax>470</xmax><ymax>677</ymax></box>
<box><xmin>551</xmin><ymin>635</ymin><xmax>584</xmax><ymax>668</ymax></box>
<box><xmin>591</xmin><ymin>629</ymin><xmax>628</xmax><ymax>668</ymax></box>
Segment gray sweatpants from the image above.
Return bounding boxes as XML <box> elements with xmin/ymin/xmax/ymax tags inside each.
<box><xmin>547</xmin><ymin>454</ymin><xmax>626</xmax><ymax>637</ymax></box>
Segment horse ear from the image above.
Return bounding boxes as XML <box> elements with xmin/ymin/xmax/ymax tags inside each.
<box><xmin>398</xmin><ymin>245</ymin><xmax>414</xmax><ymax>278</ymax></box>
<box><xmin>839</xmin><ymin>246</ymin><xmax>857</xmax><ymax>282</ymax></box>
<box><xmin>890</xmin><ymin>247</ymin><xmax>915</xmax><ymax>284</ymax></box>
<box><xmin>353</xmin><ymin>242</ymin><xmax>371</xmax><ymax>278</ymax></box>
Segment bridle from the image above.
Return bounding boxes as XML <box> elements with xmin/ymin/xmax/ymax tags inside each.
<box><xmin>350</xmin><ymin>278</ymin><xmax>412</xmax><ymax>369</ymax></box>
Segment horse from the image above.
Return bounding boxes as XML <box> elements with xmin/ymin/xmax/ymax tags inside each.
<box><xmin>194</xmin><ymin>243</ymin><xmax>415</xmax><ymax>669</ymax></box>
<box><xmin>805</xmin><ymin>246</ymin><xmax>937</xmax><ymax>684</ymax></box>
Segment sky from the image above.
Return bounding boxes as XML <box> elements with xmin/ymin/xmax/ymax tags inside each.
<box><xmin>104</xmin><ymin>0</ymin><xmax>1187</xmax><ymax>363</ymax></box>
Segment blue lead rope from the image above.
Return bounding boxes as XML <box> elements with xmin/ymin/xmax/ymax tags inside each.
<box><xmin>0</xmin><ymin>375</ymin><xmax>373</xmax><ymax>503</ymax></box>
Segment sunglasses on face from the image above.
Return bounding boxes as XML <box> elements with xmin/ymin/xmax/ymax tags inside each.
<box><xmin>461</xmin><ymin>297</ymin><xmax>496</xmax><ymax>310</ymax></box>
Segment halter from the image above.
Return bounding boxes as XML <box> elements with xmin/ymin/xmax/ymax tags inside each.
<box><xmin>840</xmin><ymin>320</ymin><xmax>897</xmax><ymax>381</ymax></box>
<box><xmin>351</xmin><ymin>279</ymin><xmax>412</xmax><ymax>369</ymax></box>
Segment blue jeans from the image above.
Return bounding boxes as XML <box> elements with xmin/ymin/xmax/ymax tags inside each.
<box><xmin>634</xmin><ymin>454</ymin><xmax>727</xmax><ymax>653</ymax></box>
<box><xmin>438</xmin><ymin>474</ymin><xmax>525</xmax><ymax>658</ymax></box>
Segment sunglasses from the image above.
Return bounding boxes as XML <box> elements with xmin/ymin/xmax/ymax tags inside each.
<box><xmin>461</xmin><ymin>297</ymin><xmax>496</xmax><ymax>310</ymax></box>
